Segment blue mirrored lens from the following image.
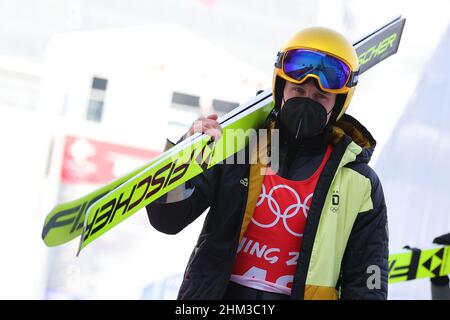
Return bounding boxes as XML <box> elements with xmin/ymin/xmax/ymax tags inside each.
<box><xmin>283</xmin><ymin>49</ymin><xmax>350</xmax><ymax>89</ymax></box>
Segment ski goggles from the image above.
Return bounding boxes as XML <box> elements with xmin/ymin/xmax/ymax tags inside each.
<box><xmin>275</xmin><ymin>49</ymin><xmax>359</xmax><ymax>93</ymax></box>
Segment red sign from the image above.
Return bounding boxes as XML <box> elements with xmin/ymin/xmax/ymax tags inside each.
<box><xmin>61</xmin><ymin>135</ymin><xmax>160</xmax><ymax>184</ymax></box>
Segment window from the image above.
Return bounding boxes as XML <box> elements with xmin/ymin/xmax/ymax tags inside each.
<box><xmin>212</xmin><ymin>98</ymin><xmax>239</xmax><ymax>116</ymax></box>
<box><xmin>171</xmin><ymin>92</ymin><xmax>200</xmax><ymax>109</ymax></box>
<box><xmin>86</xmin><ymin>100</ymin><xmax>104</xmax><ymax>122</ymax></box>
<box><xmin>168</xmin><ymin>91</ymin><xmax>201</xmax><ymax>138</ymax></box>
<box><xmin>92</xmin><ymin>77</ymin><xmax>108</xmax><ymax>91</ymax></box>
<box><xmin>86</xmin><ymin>76</ymin><xmax>108</xmax><ymax>122</ymax></box>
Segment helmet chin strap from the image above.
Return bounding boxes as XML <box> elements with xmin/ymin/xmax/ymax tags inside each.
<box><xmin>329</xmin><ymin>94</ymin><xmax>346</xmax><ymax>124</ymax></box>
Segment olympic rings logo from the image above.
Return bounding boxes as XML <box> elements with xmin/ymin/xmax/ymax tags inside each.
<box><xmin>251</xmin><ymin>184</ymin><xmax>313</xmax><ymax>238</ymax></box>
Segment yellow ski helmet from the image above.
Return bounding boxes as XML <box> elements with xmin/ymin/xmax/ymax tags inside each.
<box><xmin>273</xmin><ymin>27</ymin><xmax>359</xmax><ymax>121</ymax></box>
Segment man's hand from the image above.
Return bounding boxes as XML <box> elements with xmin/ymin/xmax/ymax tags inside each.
<box><xmin>186</xmin><ymin>113</ymin><xmax>223</xmax><ymax>141</ymax></box>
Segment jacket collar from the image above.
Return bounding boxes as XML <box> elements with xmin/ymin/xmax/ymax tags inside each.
<box><xmin>330</xmin><ymin>113</ymin><xmax>377</xmax><ymax>166</ymax></box>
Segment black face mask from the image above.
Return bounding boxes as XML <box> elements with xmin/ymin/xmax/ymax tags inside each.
<box><xmin>279</xmin><ymin>97</ymin><xmax>331</xmax><ymax>139</ymax></box>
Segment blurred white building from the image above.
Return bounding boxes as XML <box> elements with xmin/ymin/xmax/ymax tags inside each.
<box><xmin>0</xmin><ymin>55</ymin><xmax>48</xmax><ymax>299</ymax></box>
<box><xmin>0</xmin><ymin>23</ymin><xmax>268</xmax><ymax>299</ymax></box>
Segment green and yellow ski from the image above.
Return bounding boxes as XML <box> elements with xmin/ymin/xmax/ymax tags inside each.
<box><xmin>389</xmin><ymin>245</ymin><xmax>450</xmax><ymax>284</ymax></box>
<box><xmin>42</xmin><ymin>16</ymin><xmax>406</xmax><ymax>255</ymax></box>
<box><xmin>78</xmin><ymin>94</ymin><xmax>275</xmax><ymax>253</ymax></box>
<box><xmin>42</xmin><ymin>90</ymin><xmax>274</xmax><ymax>249</ymax></box>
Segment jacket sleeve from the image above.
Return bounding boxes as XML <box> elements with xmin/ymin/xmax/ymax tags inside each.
<box><xmin>145</xmin><ymin>139</ymin><xmax>220</xmax><ymax>235</ymax></box>
<box><xmin>339</xmin><ymin>167</ymin><xmax>389</xmax><ymax>300</ymax></box>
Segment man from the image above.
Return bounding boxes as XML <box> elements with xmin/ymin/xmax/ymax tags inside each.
<box><xmin>146</xmin><ymin>27</ymin><xmax>388</xmax><ymax>300</ymax></box>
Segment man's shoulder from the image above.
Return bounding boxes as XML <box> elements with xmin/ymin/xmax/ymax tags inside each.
<box><xmin>343</xmin><ymin>161</ymin><xmax>381</xmax><ymax>186</ymax></box>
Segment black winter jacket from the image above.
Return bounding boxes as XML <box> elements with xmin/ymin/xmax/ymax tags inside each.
<box><xmin>146</xmin><ymin>114</ymin><xmax>388</xmax><ymax>300</ymax></box>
